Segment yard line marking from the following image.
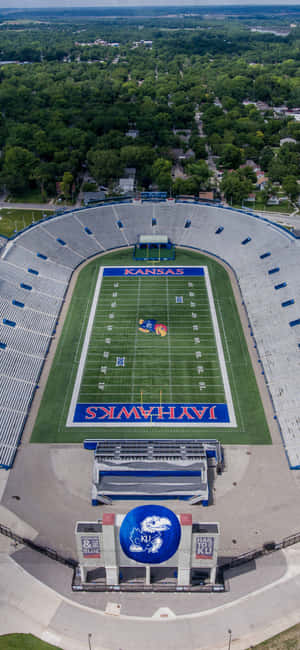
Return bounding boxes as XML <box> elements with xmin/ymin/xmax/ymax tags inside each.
<box><xmin>166</xmin><ymin>277</ymin><xmax>173</xmax><ymax>400</ymax></box>
<box><xmin>131</xmin><ymin>276</ymin><xmax>141</xmax><ymax>402</ymax></box>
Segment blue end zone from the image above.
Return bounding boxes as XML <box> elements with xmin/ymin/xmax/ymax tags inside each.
<box><xmin>103</xmin><ymin>266</ymin><xmax>205</xmax><ymax>277</ymax></box>
<box><xmin>74</xmin><ymin>403</ymin><xmax>230</xmax><ymax>424</ymax></box>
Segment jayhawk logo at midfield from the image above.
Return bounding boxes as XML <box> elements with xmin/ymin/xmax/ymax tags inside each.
<box><xmin>138</xmin><ymin>318</ymin><xmax>168</xmax><ymax>337</ymax></box>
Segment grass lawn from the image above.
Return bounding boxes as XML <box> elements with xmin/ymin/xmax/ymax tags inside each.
<box><xmin>0</xmin><ymin>209</ymin><xmax>53</xmax><ymax>238</ymax></box>
<box><xmin>251</xmin><ymin>622</ymin><xmax>300</xmax><ymax>648</ymax></box>
<box><xmin>7</xmin><ymin>189</ymin><xmax>48</xmax><ymax>203</ymax></box>
<box><xmin>0</xmin><ymin>634</ymin><xmax>61</xmax><ymax>650</ymax></box>
<box><xmin>242</xmin><ymin>200</ymin><xmax>294</xmax><ymax>214</ymax></box>
<box><xmin>31</xmin><ymin>248</ymin><xmax>271</xmax><ymax>445</ymax></box>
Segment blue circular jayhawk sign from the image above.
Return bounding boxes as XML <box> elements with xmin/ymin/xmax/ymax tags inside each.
<box><xmin>119</xmin><ymin>505</ymin><xmax>181</xmax><ymax>564</ymax></box>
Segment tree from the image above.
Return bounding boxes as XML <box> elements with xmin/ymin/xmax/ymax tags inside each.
<box><xmin>259</xmin><ymin>146</ymin><xmax>274</xmax><ymax>172</ymax></box>
<box><xmin>241</xmin><ymin>166</ymin><xmax>257</xmax><ymax>184</ymax></box>
<box><xmin>172</xmin><ymin>177</ymin><xmax>199</xmax><ymax>196</ymax></box>
<box><xmin>61</xmin><ymin>171</ymin><xmax>73</xmax><ymax>198</ymax></box>
<box><xmin>2</xmin><ymin>146</ymin><xmax>37</xmax><ymax>195</ymax></box>
<box><xmin>87</xmin><ymin>149</ymin><xmax>122</xmax><ymax>185</ymax></box>
<box><xmin>184</xmin><ymin>160</ymin><xmax>211</xmax><ymax>190</ymax></box>
<box><xmin>189</xmin><ymin>135</ymin><xmax>207</xmax><ymax>159</ymax></box>
<box><xmin>219</xmin><ymin>144</ymin><xmax>243</xmax><ymax>170</ymax></box>
<box><xmin>282</xmin><ymin>175</ymin><xmax>299</xmax><ymax>202</ymax></box>
<box><xmin>33</xmin><ymin>161</ymin><xmax>57</xmax><ymax>199</ymax></box>
<box><xmin>260</xmin><ymin>181</ymin><xmax>277</xmax><ymax>205</ymax></box>
<box><xmin>221</xmin><ymin>170</ymin><xmax>253</xmax><ymax>205</ymax></box>
<box><xmin>120</xmin><ymin>145</ymin><xmax>155</xmax><ymax>169</ymax></box>
<box><xmin>151</xmin><ymin>158</ymin><xmax>172</xmax><ymax>192</ymax></box>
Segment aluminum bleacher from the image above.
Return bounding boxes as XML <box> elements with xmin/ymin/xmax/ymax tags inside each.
<box><xmin>44</xmin><ymin>213</ymin><xmax>102</xmax><ymax>258</ymax></box>
<box><xmin>75</xmin><ymin>206</ymin><xmax>128</xmax><ymax>250</ymax></box>
<box><xmin>0</xmin><ymin>348</ymin><xmax>43</xmax><ymax>383</ymax></box>
<box><xmin>0</xmin><ymin>299</ymin><xmax>56</xmax><ymax>335</ymax></box>
<box><xmin>0</xmin><ymin>279</ymin><xmax>62</xmax><ymax>316</ymax></box>
<box><xmin>3</xmin><ymin>242</ymin><xmax>72</xmax><ymax>284</ymax></box>
<box><xmin>0</xmin><ymin>260</ymin><xmax>67</xmax><ymax>299</ymax></box>
<box><xmin>18</xmin><ymin>226</ymin><xmax>84</xmax><ymax>268</ymax></box>
<box><xmin>0</xmin><ymin>327</ymin><xmax>50</xmax><ymax>361</ymax></box>
<box><xmin>0</xmin><ymin>409</ymin><xmax>27</xmax><ymax>468</ymax></box>
<box><xmin>0</xmin><ymin>201</ymin><xmax>299</xmax><ymax>469</ymax></box>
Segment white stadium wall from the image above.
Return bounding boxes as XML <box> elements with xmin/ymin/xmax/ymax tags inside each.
<box><xmin>0</xmin><ymin>201</ymin><xmax>299</xmax><ymax>468</ymax></box>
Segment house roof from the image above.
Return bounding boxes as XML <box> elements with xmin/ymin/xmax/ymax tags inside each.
<box><xmin>256</xmin><ymin>176</ymin><xmax>268</xmax><ymax>186</ymax></box>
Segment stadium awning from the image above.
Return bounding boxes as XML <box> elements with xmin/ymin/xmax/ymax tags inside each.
<box><xmin>139</xmin><ymin>234</ymin><xmax>168</xmax><ymax>244</ymax></box>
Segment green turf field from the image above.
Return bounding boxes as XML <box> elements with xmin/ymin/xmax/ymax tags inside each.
<box><xmin>31</xmin><ymin>248</ymin><xmax>271</xmax><ymax>444</ymax></box>
<box><xmin>76</xmin><ymin>271</ymin><xmax>226</xmax><ymax>405</ymax></box>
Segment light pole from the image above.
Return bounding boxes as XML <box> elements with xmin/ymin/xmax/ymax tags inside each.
<box><xmin>88</xmin><ymin>633</ymin><xmax>92</xmax><ymax>650</ymax></box>
<box><xmin>228</xmin><ymin>628</ymin><xmax>232</xmax><ymax>650</ymax></box>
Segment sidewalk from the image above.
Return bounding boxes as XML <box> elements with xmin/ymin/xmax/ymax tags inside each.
<box><xmin>0</xmin><ymin>200</ymin><xmax>82</xmax><ymax>211</ymax></box>
<box><xmin>1</xmin><ymin>544</ymin><xmax>300</xmax><ymax>650</ymax></box>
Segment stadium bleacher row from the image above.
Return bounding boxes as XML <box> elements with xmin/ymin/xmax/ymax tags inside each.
<box><xmin>0</xmin><ymin>201</ymin><xmax>299</xmax><ymax>469</ymax></box>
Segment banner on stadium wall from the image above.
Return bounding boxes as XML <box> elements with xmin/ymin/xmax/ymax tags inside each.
<box><xmin>195</xmin><ymin>536</ymin><xmax>214</xmax><ymax>560</ymax></box>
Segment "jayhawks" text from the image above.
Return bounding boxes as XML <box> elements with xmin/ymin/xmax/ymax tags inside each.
<box><xmin>73</xmin><ymin>403</ymin><xmax>230</xmax><ymax>424</ymax></box>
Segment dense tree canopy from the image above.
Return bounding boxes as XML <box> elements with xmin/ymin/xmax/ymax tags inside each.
<box><xmin>0</xmin><ymin>8</ymin><xmax>298</xmax><ymax>199</ymax></box>
<box><xmin>221</xmin><ymin>169</ymin><xmax>255</xmax><ymax>204</ymax></box>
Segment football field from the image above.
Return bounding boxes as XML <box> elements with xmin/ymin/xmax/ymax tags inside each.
<box><xmin>67</xmin><ymin>266</ymin><xmax>235</xmax><ymax>427</ymax></box>
<box><xmin>31</xmin><ymin>248</ymin><xmax>271</xmax><ymax>444</ymax></box>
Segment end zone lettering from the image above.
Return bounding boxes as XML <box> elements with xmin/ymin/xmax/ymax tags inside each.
<box><xmin>74</xmin><ymin>403</ymin><xmax>230</xmax><ymax>424</ymax></box>
<box><xmin>103</xmin><ymin>267</ymin><xmax>205</xmax><ymax>277</ymax></box>
<box><xmin>125</xmin><ymin>268</ymin><xmax>184</xmax><ymax>276</ymax></box>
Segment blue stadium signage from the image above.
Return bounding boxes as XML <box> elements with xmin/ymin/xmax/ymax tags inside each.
<box><xmin>103</xmin><ymin>266</ymin><xmax>205</xmax><ymax>277</ymax></box>
<box><xmin>141</xmin><ymin>191</ymin><xmax>167</xmax><ymax>199</ymax></box>
<box><xmin>73</xmin><ymin>403</ymin><xmax>230</xmax><ymax>424</ymax></box>
<box><xmin>119</xmin><ymin>505</ymin><xmax>181</xmax><ymax>564</ymax></box>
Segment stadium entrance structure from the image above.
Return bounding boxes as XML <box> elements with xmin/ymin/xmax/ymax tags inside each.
<box><xmin>75</xmin><ymin>506</ymin><xmax>221</xmax><ymax>590</ymax></box>
<box><xmin>133</xmin><ymin>234</ymin><xmax>175</xmax><ymax>261</ymax></box>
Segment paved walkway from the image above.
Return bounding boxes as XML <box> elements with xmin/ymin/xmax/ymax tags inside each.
<box><xmin>0</xmin><ymin>199</ymin><xmax>82</xmax><ymax>212</ymax></box>
<box><xmin>0</xmin><ymin>201</ymin><xmax>58</xmax><ymax>211</ymax></box>
<box><xmin>1</xmin><ymin>542</ymin><xmax>300</xmax><ymax>650</ymax></box>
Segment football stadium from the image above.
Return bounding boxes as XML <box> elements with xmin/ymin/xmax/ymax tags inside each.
<box><xmin>1</xmin><ymin>199</ymin><xmax>300</xmax><ymax>648</ymax></box>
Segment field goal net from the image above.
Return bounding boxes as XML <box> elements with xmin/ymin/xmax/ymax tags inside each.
<box><xmin>133</xmin><ymin>234</ymin><xmax>175</xmax><ymax>261</ymax></box>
